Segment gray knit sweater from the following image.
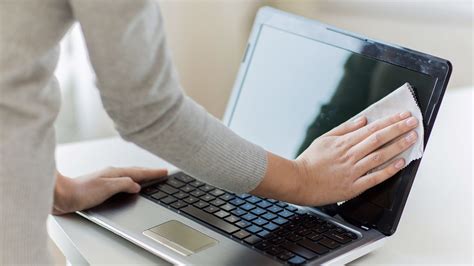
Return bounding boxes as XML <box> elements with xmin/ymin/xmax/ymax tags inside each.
<box><xmin>0</xmin><ymin>0</ymin><xmax>267</xmax><ymax>264</ymax></box>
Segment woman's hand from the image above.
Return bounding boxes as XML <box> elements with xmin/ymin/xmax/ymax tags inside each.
<box><xmin>252</xmin><ymin>111</ymin><xmax>419</xmax><ymax>206</ymax></box>
<box><xmin>53</xmin><ymin>167</ymin><xmax>168</xmax><ymax>215</ymax></box>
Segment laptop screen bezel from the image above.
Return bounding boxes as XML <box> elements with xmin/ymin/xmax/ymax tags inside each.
<box><xmin>223</xmin><ymin>7</ymin><xmax>452</xmax><ymax>235</ymax></box>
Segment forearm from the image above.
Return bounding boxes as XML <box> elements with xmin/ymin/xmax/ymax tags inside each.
<box><xmin>250</xmin><ymin>152</ymin><xmax>302</xmax><ymax>204</ymax></box>
<box><xmin>71</xmin><ymin>0</ymin><xmax>267</xmax><ymax>193</ymax></box>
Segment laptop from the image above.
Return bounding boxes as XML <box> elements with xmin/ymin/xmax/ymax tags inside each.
<box><xmin>78</xmin><ymin>7</ymin><xmax>452</xmax><ymax>265</ymax></box>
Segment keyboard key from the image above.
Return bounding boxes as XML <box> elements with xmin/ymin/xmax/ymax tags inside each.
<box><xmin>210</xmin><ymin>189</ymin><xmax>225</xmax><ymax>197</ymax></box>
<box><xmin>295</xmin><ymin>209</ymin><xmax>306</xmax><ymax>215</ymax></box>
<box><xmin>257</xmin><ymin>230</ymin><xmax>271</xmax><ymax>239</ymax></box>
<box><xmin>180</xmin><ymin>185</ymin><xmax>195</xmax><ymax>193</ymax></box>
<box><xmin>173</xmin><ymin>191</ymin><xmax>188</xmax><ymax>200</ymax></box>
<box><xmin>229</xmin><ymin>198</ymin><xmax>245</xmax><ymax>206</ymax></box>
<box><xmin>266</xmin><ymin>246</ymin><xmax>284</xmax><ymax>256</ymax></box>
<box><xmin>241</xmin><ymin>203</ymin><xmax>256</xmax><ymax>211</ymax></box>
<box><xmin>282</xmin><ymin>242</ymin><xmax>318</xmax><ymax>260</ymax></box>
<box><xmin>167</xmin><ymin>179</ymin><xmax>185</xmax><ymax>188</ymax></box>
<box><xmin>246</xmin><ymin>196</ymin><xmax>262</xmax><ymax>204</ymax></box>
<box><xmin>200</xmin><ymin>184</ymin><xmax>215</xmax><ymax>192</ymax></box>
<box><xmin>298</xmin><ymin>239</ymin><xmax>329</xmax><ymax>255</ymax></box>
<box><xmin>170</xmin><ymin>200</ymin><xmax>187</xmax><ymax>209</ymax></box>
<box><xmin>219</xmin><ymin>193</ymin><xmax>235</xmax><ymax>201</ymax></box>
<box><xmin>220</xmin><ymin>203</ymin><xmax>236</xmax><ymax>212</ymax></box>
<box><xmin>183</xmin><ymin>196</ymin><xmax>199</xmax><ymax>204</ymax></box>
<box><xmin>262</xmin><ymin>213</ymin><xmax>277</xmax><ymax>221</ymax></box>
<box><xmin>250</xmin><ymin>208</ymin><xmax>266</xmax><ymax>216</ymax></box>
<box><xmin>296</xmin><ymin>227</ymin><xmax>311</xmax><ymax>236</ymax></box>
<box><xmin>203</xmin><ymin>205</ymin><xmax>219</xmax><ymax>214</ymax></box>
<box><xmin>189</xmin><ymin>180</ymin><xmax>205</xmax><ymax>187</ymax></box>
<box><xmin>276</xmin><ymin>228</ymin><xmax>291</xmax><ymax>237</ymax></box>
<box><xmin>276</xmin><ymin>202</ymin><xmax>288</xmax><ymax>208</ymax></box>
<box><xmin>257</xmin><ymin>200</ymin><xmax>273</xmax><ymax>209</ymax></box>
<box><xmin>159</xmin><ymin>185</ymin><xmax>179</xmax><ymax>195</ymax></box>
<box><xmin>344</xmin><ymin>232</ymin><xmax>358</xmax><ymax>240</ymax></box>
<box><xmin>231</xmin><ymin>208</ymin><xmax>246</xmax><ymax>216</ymax></box>
<box><xmin>214</xmin><ymin>210</ymin><xmax>230</xmax><ymax>219</ymax></box>
<box><xmin>287</xmin><ymin>255</ymin><xmax>306</xmax><ymax>265</ymax></box>
<box><xmin>225</xmin><ymin>215</ymin><xmax>240</xmax><ymax>223</ymax></box>
<box><xmin>302</xmin><ymin>221</ymin><xmax>318</xmax><ymax>229</ymax></box>
<box><xmin>210</xmin><ymin>199</ymin><xmax>225</xmax><ymax>207</ymax></box>
<box><xmin>237</xmin><ymin>193</ymin><xmax>251</xmax><ymax>199</ymax></box>
<box><xmin>174</xmin><ymin>173</ymin><xmax>195</xmax><ymax>183</ymax></box>
<box><xmin>244</xmin><ymin>235</ymin><xmax>262</xmax><ymax>245</ymax></box>
<box><xmin>255</xmin><ymin>241</ymin><xmax>271</xmax><ymax>251</ymax></box>
<box><xmin>160</xmin><ymin>196</ymin><xmax>177</xmax><ymax>205</ymax></box>
<box><xmin>325</xmin><ymin>222</ymin><xmax>336</xmax><ymax>229</ymax></box>
<box><xmin>232</xmin><ymin>230</ymin><xmax>250</xmax><ymax>240</ymax></box>
<box><xmin>286</xmin><ymin>234</ymin><xmax>302</xmax><ymax>242</ymax></box>
<box><xmin>286</xmin><ymin>205</ymin><xmax>298</xmax><ymax>212</ymax></box>
<box><xmin>324</xmin><ymin>231</ymin><xmax>352</xmax><ymax>244</ymax></box>
<box><xmin>181</xmin><ymin>205</ymin><xmax>239</xmax><ymax>234</ymax></box>
<box><xmin>142</xmin><ymin>186</ymin><xmax>159</xmax><ymax>195</ymax></box>
<box><xmin>200</xmin><ymin>194</ymin><xmax>216</xmax><ymax>202</ymax></box>
<box><xmin>263</xmin><ymin>223</ymin><xmax>279</xmax><ymax>231</ymax></box>
<box><xmin>151</xmin><ymin>191</ymin><xmax>167</xmax><ymax>200</ymax></box>
<box><xmin>278</xmin><ymin>251</ymin><xmax>295</xmax><ymax>261</ymax></box>
<box><xmin>252</xmin><ymin>218</ymin><xmax>268</xmax><ymax>226</ymax></box>
<box><xmin>268</xmin><ymin>206</ymin><xmax>283</xmax><ymax>213</ymax></box>
<box><xmin>235</xmin><ymin>220</ymin><xmax>250</xmax><ymax>228</ymax></box>
<box><xmin>190</xmin><ymin>190</ymin><xmax>205</xmax><ymax>197</ymax></box>
<box><xmin>269</xmin><ymin>236</ymin><xmax>285</xmax><ymax>245</ymax></box>
<box><xmin>242</xmin><ymin>213</ymin><xmax>257</xmax><ymax>221</ymax></box>
<box><xmin>278</xmin><ymin>210</ymin><xmax>294</xmax><ymax>218</ymax></box>
<box><xmin>307</xmin><ymin>232</ymin><xmax>322</xmax><ymax>242</ymax></box>
<box><xmin>313</xmin><ymin>225</ymin><xmax>329</xmax><ymax>234</ymax></box>
<box><xmin>193</xmin><ymin>201</ymin><xmax>209</xmax><ymax>209</ymax></box>
<box><xmin>319</xmin><ymin>237</ymin><xmax>341</xmax><ymax>249</ymax></box>
<box><xmin>273</xmin><ymin>217</ymin><xmax>288</xmax><ymax>225</ymax></box>
<box><xmin>246</xmin><ymin>225</ymin><xmax>262</xmax><ymax>234</ymax></box>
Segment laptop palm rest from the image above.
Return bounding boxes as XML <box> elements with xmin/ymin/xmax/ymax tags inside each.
<box><xmin>143</xmin><ymin>220</ymin><xmax>218</xmax><ymax>256</ymax></box>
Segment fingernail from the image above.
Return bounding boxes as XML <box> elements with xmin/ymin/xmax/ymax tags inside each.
<box><xmin>406</xmin><ymin>117</ymin><xmax>418</xmax><ymax>127</ymax></box>
<box><xmin>399</xmin><ymin>111</ymin><xmax>411</xmax><ymax>119</ymax></box>
<box><xmin>134</xmin><ymin>184</ymin><xmax>141</xmax><ymax>192</ymax></box>
<box><xmin>405</xmin><ymin>131</ymin><xmax>417</xmax><ymax>142</ymax></box>
<box><xmin>394</xmin><ymin>159</ymin><xmax>405</xmax><ymax>169</ymax></box>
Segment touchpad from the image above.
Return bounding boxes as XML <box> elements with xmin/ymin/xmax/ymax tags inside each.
<box><xmin>143</xmin><ymin>220</ymin><xmax>218</xmax><ymax>256</ymax></box>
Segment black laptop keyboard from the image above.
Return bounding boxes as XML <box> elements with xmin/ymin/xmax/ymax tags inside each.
<box><xmin>141</xmin><ymin>172</ymin><xmax>359</xmax><ymax>265</ymax></box>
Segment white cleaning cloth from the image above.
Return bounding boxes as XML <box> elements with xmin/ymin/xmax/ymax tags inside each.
<box><xmin>354</xmin><ymin>83</ymin><xmax>424</xmax><ymax>171</ymax></box>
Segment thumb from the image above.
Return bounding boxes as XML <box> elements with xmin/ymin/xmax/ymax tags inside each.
<box><xmin>109</xmin><ymin>177</ymin><xmax>141</xmax><ymax>194</ymax></box>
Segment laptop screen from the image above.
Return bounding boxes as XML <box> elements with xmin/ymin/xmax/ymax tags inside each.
<box><xmin>228</xmin><ymin>24</ymin><xmax>436</xmax><ymax>211</ymax></box>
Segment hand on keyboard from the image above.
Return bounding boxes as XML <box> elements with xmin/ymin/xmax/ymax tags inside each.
<box><xmin>52</xmin><ymin>167</ymin><xmax>168</xmax><ymax>215</ymax></box>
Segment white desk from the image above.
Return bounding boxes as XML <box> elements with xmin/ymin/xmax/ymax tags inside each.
<box><xmin>50</xmin><ymin>88</ymin><xmax>473</xmax><ymax>265</ymax></box>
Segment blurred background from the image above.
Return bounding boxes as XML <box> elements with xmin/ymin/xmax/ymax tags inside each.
<box><xmin>54</xmin><ymin>0</ymin><xmax>473</xmax><ymax>143</ymax></box>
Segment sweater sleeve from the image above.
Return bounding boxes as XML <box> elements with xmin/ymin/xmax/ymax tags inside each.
<box><xmin>68</xmin><ymin>0</ymin><xmax>267</xmax><ymax>193</ymax></box>
<box><xmin>0</xmin><ymin>1</ymin><xmax>74</xmax><ymax>264</ymax></box>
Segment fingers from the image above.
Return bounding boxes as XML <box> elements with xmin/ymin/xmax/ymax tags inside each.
<box><xmin>106</xmin><ymin>177</ymin><xmax>141</xmax><ymax>195</ymax></box>
<box><xmin>103</xmin><ymin>167</ymin><xmax>168</xmax><ymax>183</ymax></box>
<box><xmin>344</xmin><ymin>111</ymin><xmax>412</xmax><ymax>145</ymax></box>
<box><xmin>349</xmin><ymin>116</ymin><xmax>419</xmax><ymax>161</ymax></box>
<box><xmin>355</xmin><ymin>131</ymin><xmax>417</xmax><ymax>174</ymax></box>
<box><xmin>325</xmin><ymin>116</ymin><xmax>367</xmax><ymax>136</ymax></box>
<box><xmin>353</xmin><ymin>159</ymin><xmax>405</xmax><ymax>194</ymax></box>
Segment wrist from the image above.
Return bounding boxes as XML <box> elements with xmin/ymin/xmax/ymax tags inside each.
<box><xmin>250</xmin><ymin>152</ymin><xmax>303</xmax><ymax>204</ymax></box>
<box><xmin>53</xmin><ymin>172</ymin><xmax>77</xmax><ymax>215</ymax></box>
